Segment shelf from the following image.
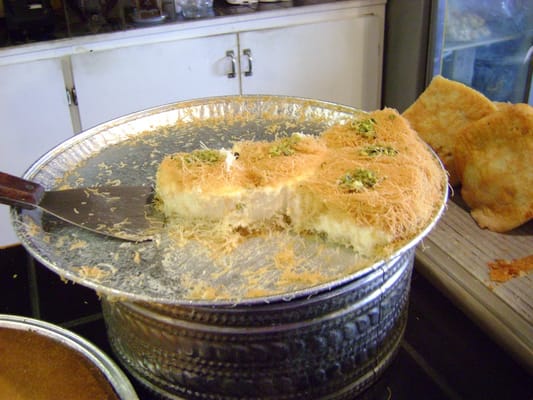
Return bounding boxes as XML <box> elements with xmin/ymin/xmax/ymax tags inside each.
<box><xmin>444</xmin><ymin>29</ymin><xmax>533</xmax><ymax>53</ymax></box>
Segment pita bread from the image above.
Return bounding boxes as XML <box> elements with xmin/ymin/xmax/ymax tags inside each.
<box><xmin>454</xmin><ymin>103</ymin><xmax>533</xmax><ymax>232</ymax></box>
<box><xmin>402</xmin><ymin>75</ymin><xmax>497</xmax><ymax>185</ymax></box>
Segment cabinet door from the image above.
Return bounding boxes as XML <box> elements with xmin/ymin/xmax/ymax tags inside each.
<box><xmin>239</xmin><ymin>15</ymin><xmax>383</xmax><ymax>111</ymax></box>
<box><xmin>0</xmin><ymin>58</ymin><xmax>74</xmax><ymax>246</ymax></box>
<box><xmin>71</xmin><ymin>34</ymin><xmax>240</xmax><ymax>130</ymax></box>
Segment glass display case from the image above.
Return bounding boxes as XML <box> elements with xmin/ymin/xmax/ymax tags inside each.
<box><xmin>381</xmin><ymin>0</ymin><xmax>532</xmax><ymax>112</ymax></box>
<box><xmin>436</xmin><ymin>0</ymin><xmax>533</xmax><ymax>103</ymax></box>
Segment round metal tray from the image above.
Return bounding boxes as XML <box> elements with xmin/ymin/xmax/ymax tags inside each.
<box><xmin>11</xmin><ymin>95</ymin><xmax>447</xmax><ymax>305</ymax></box>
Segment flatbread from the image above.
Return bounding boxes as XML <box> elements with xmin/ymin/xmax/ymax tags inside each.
<box><xmin>402</xmin><ymin>75</ymin><xmax>497</xmax><ymax>185</ymax></box>
<box><xmin>454</xmin><ymin>103</ymin><xmax>533</xmax><ymax>232</ymax></box>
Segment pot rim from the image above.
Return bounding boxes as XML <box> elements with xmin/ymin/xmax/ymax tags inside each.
<box><xmin>0</xmin><ymin>314</ymin><xmax>139</xmax><ymax>400</ymax></box>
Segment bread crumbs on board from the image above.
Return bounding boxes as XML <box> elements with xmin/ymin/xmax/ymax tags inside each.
<box><xmin>487</xmin><ymin>255</ymin><xmax>533</xmax><ymax>283</ymax></box>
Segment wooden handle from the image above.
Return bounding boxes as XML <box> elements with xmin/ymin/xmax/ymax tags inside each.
<box><xmin>0</xmin><ymin>172</ymin><xmax>46</xmax><ymax>209</ymax></box>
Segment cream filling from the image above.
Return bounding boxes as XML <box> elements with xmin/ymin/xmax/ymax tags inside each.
<box><xmin>160</xmin><ymin>185</ymin><xmax>289</xmax><ymax>224</ymax></box>
<box><xmin>159</xmin><ymin>181</ymin><xmax>391</xmax><ymax>255</ymax></box>
<box><xmin>311</xmin><ymin>215</ymin><xmax>391</xmax><ymax>255</ymax></box>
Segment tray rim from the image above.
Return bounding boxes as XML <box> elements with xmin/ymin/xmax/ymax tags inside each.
<box><xmin>10</xmin><ymin>95</ymin><xmax>448</xmax><ymax>306</ymax></box>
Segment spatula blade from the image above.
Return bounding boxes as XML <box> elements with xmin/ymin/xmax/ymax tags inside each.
<box><xmin>1</xmin><ymin>172</ymin><xmax>163</xmax><ymax>241</ymax></box>
<box><xmin>39</xmin><ymin>186</ymin><xmax>163</xmax><ymax>241</ymax></box>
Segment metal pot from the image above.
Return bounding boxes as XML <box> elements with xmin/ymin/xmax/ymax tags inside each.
<box><xmin>0</xmin><ymin>314</ymin><xmax>138</xmax><ymax>400</ymax></box>
<box><xmin>102</xmin><ymin>247</ymin><xmax>414</xmax><ymax>399</ymax></box>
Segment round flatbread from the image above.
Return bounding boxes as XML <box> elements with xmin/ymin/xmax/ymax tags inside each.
<box><xmin>454</xmin><ymin>103</ymin><xmax>533</xmax><ymax>232</ymax></box>
<box><xmin>402</xmin><ymin>75</ymin><xmax>497</xmax><ymax>186</ymax></box>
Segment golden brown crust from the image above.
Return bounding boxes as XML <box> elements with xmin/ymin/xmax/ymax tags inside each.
<box><xmin>157</xmin><ymin>135</ymin><xmax>327</xmax><ymax>194</ymax></box>
<box><xmin>303</xmin><ymin>108</ymin><xmax>445</xmax><ymax>240</ymax></box>
<box><xmin>402</xmin><ymin>75</ymin><xmax>497</xmax><ymax>185</ymax></box>
<box><xmin>454</xmin><ymin>103</ymin><xmax>533</xmax><ymax>232</ymax></box>
<box><xmin>156</xmin><ymin>109</ymin><xmax>446</xmax><ymax>253</ymax></box>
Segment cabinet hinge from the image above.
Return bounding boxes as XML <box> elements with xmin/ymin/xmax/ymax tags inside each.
<box><xmin>66</xmin><ymin>87</ymin><xmax>78</xmax><ymax>106</ymax></box>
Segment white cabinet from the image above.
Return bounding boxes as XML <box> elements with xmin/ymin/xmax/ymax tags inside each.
<box><xmin>0</xmin><ymin>58</ymin><xmax>75</xmax><ymax>247</ymax></box>
<box><xmin>72</xmin><ymin>12</ymin><xmax>383</xmax><ymax>129</ymax></box>
<box><xmin>239</xmin><ymin>14</ymin><xmax>383</xmax><ymax>111</ymax></box>
<box><xmin>71</xmin><ymin>34</ymin><xmax>240</xmax><ymax>129</ymax></box>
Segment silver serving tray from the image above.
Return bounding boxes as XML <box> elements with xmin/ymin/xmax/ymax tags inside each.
<box><xmin>11</xmin><ymin>95</ymin><xmax>446</xmax><ymax>305</ymax></box>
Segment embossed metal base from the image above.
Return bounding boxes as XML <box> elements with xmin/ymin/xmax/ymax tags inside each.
<box><xmin>102</xmin><ymin>248</ymin><xmax>414</xmax><ymax>399</ymax></box>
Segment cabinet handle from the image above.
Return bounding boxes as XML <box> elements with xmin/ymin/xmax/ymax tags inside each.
<box><xmin>243</xmin><ymin>49</ymin><xmax>253</xmax><ymax>77</ymax></box>
<box><xmin>226</xmin><ymin>50</ymin><xmax>236</xmax><ymax>79</ymax></box>
<box><xmin>65</xmin><ymin>87</ymin><xmax>78</xmax><ymax>106</ymax></box>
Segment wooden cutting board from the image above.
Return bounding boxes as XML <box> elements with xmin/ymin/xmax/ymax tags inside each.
<box><xmin>415</xmin><ymin>196</ymin><xmax>532</xmax><ymax>374</ymax></box>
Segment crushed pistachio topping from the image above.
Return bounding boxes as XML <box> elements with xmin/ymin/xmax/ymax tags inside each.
<box><xmin>180</xmin><ymin>149</ymin><xmax>223</xmax><ymax>164</ymax></box>
<box><xmin>338</xmin><ymin>168</ymin><xmax>378</xmax><ymax>192</ymax></box>
<box><xmin>351</xmin><ymin>118</ymin><xmax>377</xmax><ymax>138</ymax></box>
<box><xmin>269</xmin><ymin>135</ymin><xmax>302</xmax><ymax>157</ymax></box>
<box><xmin>360</xmin><ymin>144</ymin><xmax>398</xmax><ymax>157</ymax></box>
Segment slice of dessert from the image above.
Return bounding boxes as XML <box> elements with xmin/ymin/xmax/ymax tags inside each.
<box><xmin>155</xmin><ymin>133</ymin><xmax>327</xmax><ymax>231</ymax></box>
<box><xmin>290</xmin><ymin>108</ymin><xmax>445</xmax><ymax>256</ymax></box>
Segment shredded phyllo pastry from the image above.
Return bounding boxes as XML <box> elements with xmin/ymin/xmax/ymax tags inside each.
<box><xmin>155</xmin><ymin>108</ymin><xmax>446</xmax><ymax>259</ymax></box>
<box><xmin>74</xmin><ymin>265</ymin><xmax>112</xmax><ymax>281</ymax></box>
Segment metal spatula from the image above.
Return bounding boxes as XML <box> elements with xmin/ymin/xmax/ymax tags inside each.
<box><xmin>0</xmin><ymin>171</ymin><xmax>162</xmax><ymax>241</ymax></box>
